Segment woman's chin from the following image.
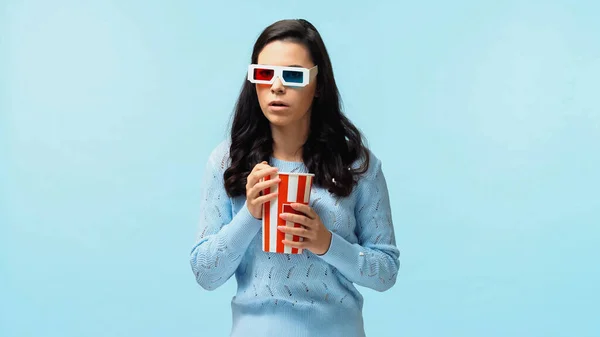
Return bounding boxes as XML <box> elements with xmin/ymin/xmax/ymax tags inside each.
<box><xmin>265</xmin><ymin>115</ymin><xmax>294</xmax><ymax>127</ymax></box>
<box><xmin>263</xmin><ymin>110</ymin><xmax>310</xmax><ymax>129</ymax></box>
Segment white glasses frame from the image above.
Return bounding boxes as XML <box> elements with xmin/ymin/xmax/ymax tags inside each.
<box><xmin>247</xmin><ymin>64</ymin><xmax>319</xmax><ymax>87</ymax></box>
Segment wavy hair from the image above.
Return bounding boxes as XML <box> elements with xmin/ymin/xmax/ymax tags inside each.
<box><xmin>224</xmin><ymin>19</ymin><xmax>369</xmax><ymax>198</ymax></box>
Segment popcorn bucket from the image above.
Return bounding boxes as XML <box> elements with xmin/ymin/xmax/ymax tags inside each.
<box><xmin>261</xmin><ymin>172</ymin><xmax>314</xmax><ymax>254</ymax></box>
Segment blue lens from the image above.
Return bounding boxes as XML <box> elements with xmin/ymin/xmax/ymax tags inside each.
<box><xmin>282</xmin><ymin>70</ymin><xmax>304</xmax><ymax>83</ymax></box>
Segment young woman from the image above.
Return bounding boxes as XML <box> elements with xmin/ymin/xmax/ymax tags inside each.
<box><xmin>190</xmin><ymin>19</ymin><xmax>399</xmax><ymax>337</ymax></box>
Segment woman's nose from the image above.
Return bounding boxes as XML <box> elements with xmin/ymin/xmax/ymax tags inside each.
<box><xmin>270</xmin><ymin>77</ymin><xmax>285</xmax><ymax>94</ymax></box>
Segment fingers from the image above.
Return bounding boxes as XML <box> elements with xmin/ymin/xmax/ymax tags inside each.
<box><xmin>281</xmin><ymin>240</ymin><xmax>306</xmax><ymax>248</ymax></box>
<box><xmin>248</xmin><ymin>177</ymin><xmax>280</xmax><ymax>200</ymax></box>
<box><xmin>247</xmin><ymin>165</ymin><xmax>278</xmax><ymax>188</ymax></box>
<box><xmin>246</xmin><ymin>161</ymin><xmax>276</xmax><ymax>219</ymax></box>
<box><xmin>252</xmin><ymin>191</ymin><xmax>278</xmax><ymax>206</ymax></box>
<box><xmin>279</xmin><ymin>212</ymin><xmax>312</xmax><ymax>227</ymax></box>
<box><xmin>250</xmin><ymin>161</ymin><xmax>271</xmax><ymax>175</ymax></box>
<box><xmin>254</xmin><ymin>166</ymin><xmax>278</xmax><ymax>181</ymax></box>
<box><xmin>290</xmin><ymin>203</ymin><xmax>316</xmax><ymax>220</ymax></box>
<box><xmin>277</xmin><ymin>226</ymin><xmax>313</xmax><ymax>239</ymax></box>
<box><xmin>253</xmin><ymin>177</ymin><xmax>281</xmax><ymax>192</ymax></box>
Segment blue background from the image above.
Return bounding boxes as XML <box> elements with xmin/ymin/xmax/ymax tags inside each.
<box><xmin>1</xmin><ymin>1</ymin><xmax>599</xmax><ymax>336</ymax></box>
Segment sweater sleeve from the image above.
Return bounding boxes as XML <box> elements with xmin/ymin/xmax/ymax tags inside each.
<box><xmin>189</xmin><ymin>143</ymin><xmax>262</xmax><ymax>290</ymax></box>
<box><xmin>318</xmin><ymin>155</ymin><xmax>400</xmax><ymax>292</ymax></box>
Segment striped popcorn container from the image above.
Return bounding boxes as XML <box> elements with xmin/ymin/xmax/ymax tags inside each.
<box><xmin>262</xmin><ymin>172</ymin><xmax>314</xmax><ymax>254</ymax></box>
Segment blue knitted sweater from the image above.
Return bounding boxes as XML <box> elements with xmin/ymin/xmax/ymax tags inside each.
<box><xmin>190</xmin><ymin>141</ymin><xmax>400</xmax><ymax>337</ymax></box>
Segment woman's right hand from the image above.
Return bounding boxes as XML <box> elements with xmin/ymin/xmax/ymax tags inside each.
<box><xmin>246</xmin><ymin>161</ymin><xmax>280</xmax><ymax>219</ymax></box>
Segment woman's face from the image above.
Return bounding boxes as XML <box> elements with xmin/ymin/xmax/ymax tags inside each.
<box><xmin>255</xmin><ymin>40</ymin><xmax>318</xmax><ymax>129</ymax></box>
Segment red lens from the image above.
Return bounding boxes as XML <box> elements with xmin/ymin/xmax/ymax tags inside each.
<box><xmin>253</xmin><ymin>68</ymin><xmax>274</xmax><ymax>81</ymax></box>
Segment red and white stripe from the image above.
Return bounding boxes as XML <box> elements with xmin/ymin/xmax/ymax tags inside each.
<box><xmin>262</xmin><ymin>173</ymin><xmax>314</xmax><ymax>254</ymax></box>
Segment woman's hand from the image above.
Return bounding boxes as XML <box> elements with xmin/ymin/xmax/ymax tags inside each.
<box><xmin>278</xmin><ymin>203</ymin><xmax>332</xmax><ymax>255</ymax></box>
<box><xmin>246</xmin><ymin>161</ymin><xmax>280</xmax><ymax>219</ymax></box>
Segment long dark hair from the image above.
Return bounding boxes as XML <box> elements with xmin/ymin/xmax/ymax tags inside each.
<box><xmin>224</xmin><ymin>19</ymin><xmax>369</xmax><ymax>198</ymax></box>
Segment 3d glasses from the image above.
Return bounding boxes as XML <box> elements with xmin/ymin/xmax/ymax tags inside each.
<box><xmin>247</xmin><ymin>64</ymin><xmax>318</xmax><ymax>87</ymax></box>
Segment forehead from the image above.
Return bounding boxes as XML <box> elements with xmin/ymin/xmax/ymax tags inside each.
<box><xmin>257</xmin><ymin>40</ymin><xmax>313</xmax><ymax>67</ymax></box>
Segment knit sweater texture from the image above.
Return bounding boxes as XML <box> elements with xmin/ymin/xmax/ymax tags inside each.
<box><xmin>190</xmin><ymin>141</ymin><xmax>400</xmax><ymax>337</ymax></box>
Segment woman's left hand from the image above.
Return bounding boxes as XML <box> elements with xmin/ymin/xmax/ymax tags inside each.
<box><xmin>278</xmin><ymin>203</ymin><xmax>332</xmax><ymax>255</ymax></box>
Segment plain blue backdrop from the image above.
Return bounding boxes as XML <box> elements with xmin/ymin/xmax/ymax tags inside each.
<box><xmin>1</xmin><ymin>1</ymin><xmax>599</xmax><ymax>336</ymax></box>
